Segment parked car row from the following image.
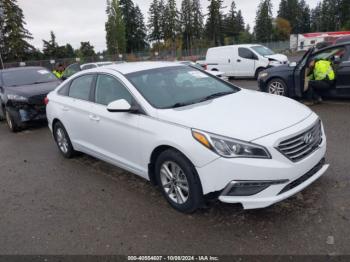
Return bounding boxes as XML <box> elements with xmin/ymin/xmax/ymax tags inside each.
<box><xmin>62</xmin><ymin>61</ymin><xmax>126</xmax><ymax>80</ymax></box>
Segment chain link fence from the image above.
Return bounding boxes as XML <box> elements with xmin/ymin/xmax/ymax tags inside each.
<box><xmin>2</xmin><ymin>41</ymin><xmax>290</xmax><ymax>70</ymax></box>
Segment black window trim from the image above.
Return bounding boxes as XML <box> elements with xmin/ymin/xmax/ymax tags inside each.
<box><xmin>238</xmin><ymin>47</ymin><xmax>258</xmax><ymax>60</ymax></box>
<box><xmin>92</xmin><ymin>72</ymin><xmax>147</xmax><ymax>115</ymax></box>
<box><xmin>62</xmin><ymin>73</ymin><xmax>97</xmax><ymax>102</ymax></box>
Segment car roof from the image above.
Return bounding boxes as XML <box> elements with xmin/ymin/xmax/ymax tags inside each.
<box><xmin>208</xmin><ymin>44</ymin><xmax>261</xmax><ymax>50</ymax></box>
<box><xmin>0</xmin><ymin>66</ymin><xmax>46</xmax><ymax>73</ymax></box>
<box><xmin>102</xmin><ymin>61</ymin><xmax>185</xmax><ymax>75</ymax></box>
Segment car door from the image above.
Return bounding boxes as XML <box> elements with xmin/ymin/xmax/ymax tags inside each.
<box><xmin>236</xmin><ymin>47</ymin><xmax>257</xmax><ymax>77</ymax></box>
<box><xmin>88</xmin><ymin>73</ymin><xmax>142</xmax><ymax>173</ymax></box>
<box><xmin>60</xmin><ymin>74</ymin><xmax>97</xmax><ymax>151</ymax></box>
<box><xmin>333</xmin><ymin>47</ymin><xmax>350</xmax><ymax>94</ymax></box>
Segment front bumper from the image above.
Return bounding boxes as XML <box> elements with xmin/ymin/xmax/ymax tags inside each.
<box><xmin>219</xmin><ymin>159</ymin><xmax>329</xmax><ymax>209</ymax></box>
<box><xmin>7</xmin><ymin>103</ymin><xmax>47</xmax><ymax>124</ymax></box>
<box><xmin>196</xmin><ymin>113</ymin><xmax>329</xmax><ymax>209</ymax></box>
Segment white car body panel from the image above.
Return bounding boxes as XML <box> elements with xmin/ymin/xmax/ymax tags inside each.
<box><xmin>46</xmin><ymin>62</ymin><xmax>328</xmax><ymax>210</ymax></box>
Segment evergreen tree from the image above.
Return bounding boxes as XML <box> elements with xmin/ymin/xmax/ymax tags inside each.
<box><xmin>205</xmin><ymin>0</ymin><xmax>224</xmax><ymax>46</ymax></box>
<box><xmin>163</xmin><ymin>0</ymin><xmax>178</xmax><ymax>42</ymax></box>
<box><xmin>148</xmin><ymin>0</ymin><xmax>163</xmax><ymax>46</ymax></box>
<box><xmin>181</xmin><ymin>0</ymin><xmax>193</xmax><ymax>50</ymax></box>
<box><xmin>42</xmin><ymin>31</ymin><xmax>59</xmax><ymax>58</ymax></box>
<box><xmin>192</xmin><ymin>0</ymin><xmax>204</xmax><ymax>43</ymax></box>
<box><xmin>310</xmin><ymin>2</ymin><xmax>322</xmax><ymax>32</ymax></box>
<box><xmin>105</xmin><ymin>0</ymin><xmax>126</xmax><ymax>55</ymax></box>
<box><xmin>278</xmin><ymin>0</ymin><xmax>311</xmax><ymax>34</ymax></box>
<box><xmin>120</xmin><ymin>0</ymin><xmax>136</xmax><ymax>53</ymax></box>
<box><xmin>340</xmin><ymin>0</ymin><xmax>350</xmax><ymax>29</ymax></box>
<box><xmin>79</xmin><ymin>41</ymin><xmax>95</xmax><ymax>57</ymax></box>
<box><xmin>0</xmin><ymin>0</ymin><xmax>33</xmax><ymax>62</ymax></box>
<box><xmin>133</xmin><ymin>5</ymin><xmax>148</xmax><ymax>51</ymax></box>
<box><xmin>254</xmin><ymin>0</ymin><xmax>273</xmax><ymax>42</ymax></box>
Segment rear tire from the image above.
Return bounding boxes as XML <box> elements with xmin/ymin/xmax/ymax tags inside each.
<box><xmin>155</xmin><ymin>149</ymin><xmax>204</xmax><ymax>213</ymax></box>
<box><xmin>267</xmin><ymin>78</ymin><xmax>288</xmax><ymax>96</ymax></box>
<box><xmin>53</xmin><ymin>121</ymin><xmax>76</xmax><ymax>158</ymax></box>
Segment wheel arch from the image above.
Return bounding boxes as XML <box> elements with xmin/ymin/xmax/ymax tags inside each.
<box><xmin>148</xmin><ymin>144</ymin><xmax>199</xmax><ymax>186</ymax></box>
<box><xmin>266</xmin><ymin>77</ymin><xmax>290</xmax><ymax>96</ymax></box>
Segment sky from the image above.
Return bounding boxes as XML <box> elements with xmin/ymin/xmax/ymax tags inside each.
<box><xmin>18</xmin><ymin>0</ymin><xmax>320</xmax><ymax>52</ymax></box>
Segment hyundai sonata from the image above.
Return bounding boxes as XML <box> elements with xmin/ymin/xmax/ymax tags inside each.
<box><xmin>46</xmin><ymin>62</ymin><xmax>329</xmax><ymax>213</ymax></box>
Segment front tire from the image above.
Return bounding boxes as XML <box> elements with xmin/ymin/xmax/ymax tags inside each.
<box><xmin>267</xmin><ymin>78</ymin><xmax>287</xmax><ymax>96</ymax></box>
<box><xmin>53</xmin><ymin>121</ymin><xmax>76</xmax><ymax>158</ymax></box>
<box><xmin>155</xmin><ymin>149</ymin><xmax>203</xmax><ymax>213</ymax></box>
<box><xmin>5</xmin><ymin>109</ymin><xmax>19</xmax><ymax>132</ymax></box>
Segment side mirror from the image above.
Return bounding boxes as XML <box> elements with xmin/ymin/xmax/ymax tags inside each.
<box><xmin>107</xmin><ymin>99</ymin><xmax>132</xmax><ymax>112</ymax></box>
<box><xmin>289</xmin><ymin>62</ymin><xmax>297</xmax><ymax>67</ymax></box>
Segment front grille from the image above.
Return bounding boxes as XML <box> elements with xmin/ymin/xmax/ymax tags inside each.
<box><xmin>277</xmin><ymin>120</ymin><xmax>323</xmax><ymax>162</ymax></box>
<box><xmin>28</xmin><ymin>94</ymin><xmax>47</xmax><ymax>106</ymax></box>
<box><xmin>278</xmin><ymin>158</ymin><xmax>325</xmax><ymax>195</ymax></box>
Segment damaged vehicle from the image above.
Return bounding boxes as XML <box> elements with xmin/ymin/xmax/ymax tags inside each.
<box><xmin>204</xmin><ymin>44</ymin><xmax>289</xmax><ymax>79</ymax></box>
<box><xmin>258</xmin><ymin>43</ymin><xmax>350</xmax><ymax>98</ymax></box>
<box><xmin>0</xmin><ymin>67</ymin><xmax>61</xmax><ymax>132</ymax></box>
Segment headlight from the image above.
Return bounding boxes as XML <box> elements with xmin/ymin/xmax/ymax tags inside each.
<box><xmin>192</xmin><ymin>130</ymin><xmax>271</xmax><ymax>159</ymax></box>
<box><xmin>258</xmin><ymin>72</ymin><xmax>268</xmax><ymax>79</ymax></box>
<box><xmin>7</xmin><ymin>94</ymin><xmax>28</xmax><ymax>102</ymax></box>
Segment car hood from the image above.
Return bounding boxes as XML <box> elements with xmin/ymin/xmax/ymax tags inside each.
<box><xmin>265</xmin><ymin>54</ymin><xmax>289</xmax><ymax>62</ymax></box>
<box><xmin>5</xmin><ymin>81</ymin><xmax>61</xmax><ymax>97</ymax></box>
<box><xmin>156</xmin><ymin>89</ymin><xmax>312</xmax><ymax>141</ymax></box>
<box><xmin>207</xmin><ymin>70</ymin><xmax>224</xmax><ymax>76</ymax></box>
<box><xmin>266</xmin><ymin>64</ymin><xmax>294</xmax><ymax>73</ymax></box>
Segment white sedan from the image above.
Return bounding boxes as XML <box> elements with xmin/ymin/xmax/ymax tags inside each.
<box><xmin>46</xmin><ymin>62</ymin><xmax>329</xmax><ymax>213</ymax></box>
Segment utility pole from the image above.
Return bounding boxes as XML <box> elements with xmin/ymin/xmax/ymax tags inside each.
<box><xmin>0</xmin><ymin>4</ymin><xmax>4</xmax><ymax>69</ymax></box>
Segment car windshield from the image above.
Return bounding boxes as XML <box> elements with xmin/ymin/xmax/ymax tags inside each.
<box><xmin>2</xmin><ymin>68</ymin><xmax>58</xmax><ymax>87</ymax></box>
<box><xmin>126</xmin><ymin>66</ymin><xmax>239</xmax><ymax>109</ymax></box>
<box><xmin>251</xmin><ymin>45</ymin><xmax>275</xmax><ymax>56</ymax></box>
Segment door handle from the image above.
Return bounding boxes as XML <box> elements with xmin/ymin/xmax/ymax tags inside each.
<box><xmin>89</xmin><ymin>114</ymin><xmax>100</xmax><ymax>122</ymax></box>
<box><xmin>62</xmin><ymin>106</ymin><xmax>69</xmax><ymax>111</ymax></box>
<box><xmin>237</xmin><ymin>59</ymin><xmax>241</xmax><ymax>62</ymax></box>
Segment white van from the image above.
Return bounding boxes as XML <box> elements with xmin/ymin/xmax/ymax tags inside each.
<box><xmin>205</xmin><ymin>44</ymin><xmax>289</xmax><ymax>78</ymax></box>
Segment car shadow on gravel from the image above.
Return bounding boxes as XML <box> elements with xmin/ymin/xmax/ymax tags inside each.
<box><xmin>73</xmin><ymin>152</ymin><xmax>327</xmax><ymax>223</ymax></box>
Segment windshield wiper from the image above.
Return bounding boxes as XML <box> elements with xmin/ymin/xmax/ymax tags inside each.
<box><xmin>197</xmin><ymin>91</ymin><xmax>234</xmax><ymax>103</ymax></box>
<box><xmin>167</xmin><ymin>102</ymin><xmax>193</xmax><ymax>109</ymax></box>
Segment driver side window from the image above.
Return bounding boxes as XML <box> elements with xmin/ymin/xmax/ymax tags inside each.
<box><xmin>238</xmin><ymin>48</ymin><xmax>257</xmax><ymax>60</ymax></box>
<box><xmin>95</xmin><ymin>74</ymin><xmax>133</xmax><ymax>106</ymax></box>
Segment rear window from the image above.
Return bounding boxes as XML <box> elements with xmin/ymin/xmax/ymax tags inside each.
<box><xmin>2</xmin><ymin>68</ymin><xmax>58</xmax><ymax>87</ymax></box>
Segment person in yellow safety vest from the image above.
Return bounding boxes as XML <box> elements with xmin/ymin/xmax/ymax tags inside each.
<box><xmin>53</xmin><ymin>63</ymin><xmax>65</xmax><ymax>79</ymax></box>
<box><xmin>305</xmin><ymin>59</ymin><xmax>335</xmax><ymax>104</ymax></box>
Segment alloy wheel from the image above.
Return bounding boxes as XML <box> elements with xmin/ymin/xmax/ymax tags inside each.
<box><xmin>56</xmin><ymin>127</ymin><xmax>69</xmax><ymax>154</ymax></box>
<box><xmin>268</xmin><ymin>81</ymin><xmax>285</xmax><ymax>96</ymax></box>
<box><xmin>160</xmin><ymin>161</ymin><xmax>190</xmax><ymax>204</ymax></box>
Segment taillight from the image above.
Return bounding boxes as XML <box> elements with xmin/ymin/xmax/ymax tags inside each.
<box><xmin>204</xmin><ymin>64</ymin><xmax>208</xmax><ymax>70</ymax></box>
<box><xmin>44</xmin><ymin>96</ymin><xmax>49</xmax><ymax>105</ymax></box>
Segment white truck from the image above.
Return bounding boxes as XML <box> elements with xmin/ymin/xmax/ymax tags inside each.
<box><xmin>201</xmin><ymin>44</ymin><xmax>288</xmax><ymax>79</ymax></box>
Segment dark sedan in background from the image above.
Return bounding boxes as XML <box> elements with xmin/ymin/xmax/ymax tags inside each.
<box><xmin>0</xmin><ymin>67</ymin><xmax>61</xmax><ymax>132</ymax></box>
<box><xmin>258</xmin><ymin>43</ymin><xmax>350</xmax><ymax>99</ymax></box>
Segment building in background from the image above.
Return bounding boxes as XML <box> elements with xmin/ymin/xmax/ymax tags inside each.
<box><xmin>290</xmin><ymin>31</ymin><xmax>350</xmax><ymax>51</ymax></box>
